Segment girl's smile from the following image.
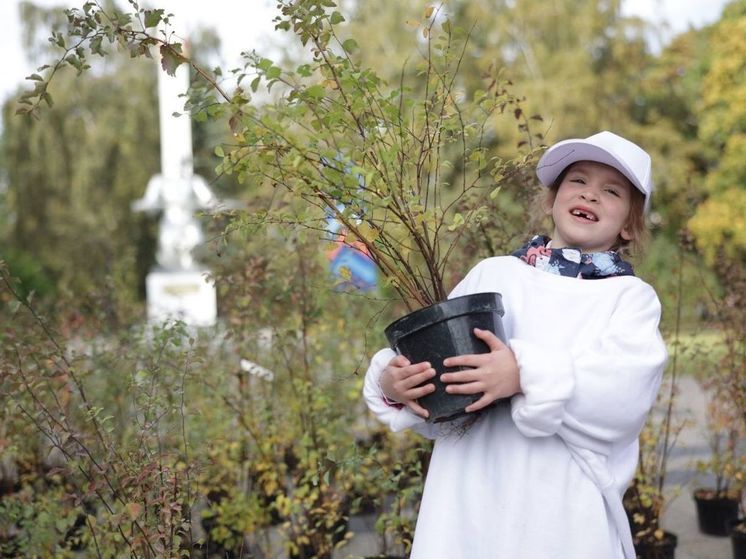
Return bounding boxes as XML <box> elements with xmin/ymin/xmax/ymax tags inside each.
<box><xmin>550</xmin><ymin>161</ymin><xmax>633</xmax><ymax>253</ymax></box>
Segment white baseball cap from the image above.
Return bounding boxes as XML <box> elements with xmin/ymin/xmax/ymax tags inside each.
<box><xmin>536</xmin><ymin>131</ymin><xmax>653</xmax><ymax>212</ymax></box>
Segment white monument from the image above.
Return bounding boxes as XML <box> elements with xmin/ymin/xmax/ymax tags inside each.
<box><xmin>132</xmin><ymin>57</ymin><xmax>218</xmax><ymax>327</ymax></box>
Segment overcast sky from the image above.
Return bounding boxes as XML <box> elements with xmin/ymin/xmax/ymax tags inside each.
<box><xmin>0</xmin><ymin>0</ymin><xmax>730</xmax><ymax>108</ymax></box>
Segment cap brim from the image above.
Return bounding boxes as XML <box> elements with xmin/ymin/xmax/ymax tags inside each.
<box><xmin>536</xmin><ymin>141</ymin><xmax>645</xmax><ymax>197</ymax></box>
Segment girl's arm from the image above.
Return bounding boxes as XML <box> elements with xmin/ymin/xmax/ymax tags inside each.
<box><xmin>509</xmin><ymin>283</ymin><xmax>667</xmax><ymax>448</ymax></box>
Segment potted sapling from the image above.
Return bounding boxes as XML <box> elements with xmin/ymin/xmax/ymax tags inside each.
<box><xmin>22</xmin><ymin>1</ymin><xmax>542</xmax><ymax>422</ymax></box>
<box><xmin>692</xmin><ymin>258</ymin><xmax>745</xmax><ymax>541</ymax></box>
<box><xmin>214</xmin><ymin>3</ymin><xmax>541</xmax><ymax>422</ymax></box>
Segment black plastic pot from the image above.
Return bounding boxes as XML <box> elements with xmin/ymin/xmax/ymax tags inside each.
<box><xmin>385</xmin><ymin>292</ymin><xmax>506</xmax><ymax>423</ymax></box>
<box><xmin>633</xmin><ymin>531</ymin><xmax>677</xmax><ymax>559</ymax></box>
<box><xmin>730</xmin><ymin>519</ymin><xmax>746</xmax><ymax>559</ymax></box>
<box><xmin>693</xmin><ymin>489</ymin><xmax>740</xmax><ymax>536</ymax></box>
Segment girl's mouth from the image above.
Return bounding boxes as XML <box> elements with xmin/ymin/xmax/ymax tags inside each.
<box><xmin>570</xmin><ymin>208</ymin><xmax>598</xmax><ymax>222</ymax></box>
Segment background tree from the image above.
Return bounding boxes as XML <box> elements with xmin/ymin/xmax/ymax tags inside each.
<box><xmin>688</xmin><ymin>0</ymin><xmax>746</xmax><ymax>264</ymax></box>
<box><xmin>2</xmin><ymin>59</ymin><xmax>159</xmax><ymax>322</ymax></box>
<box><xmin>1</xmin><ymin>3</ymin><xmax>235</xmax><ymax>326</ymax></box>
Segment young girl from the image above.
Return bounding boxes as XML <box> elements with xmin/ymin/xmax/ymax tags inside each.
<box><xmin>363</xmin><ymin>131</ymin><xmax>668</xmax><ymax>559</ymax></box>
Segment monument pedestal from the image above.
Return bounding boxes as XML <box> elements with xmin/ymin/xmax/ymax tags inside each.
<box><xmin>145</xmin><ymin>269</ymin><xmax>217</xmax><ymax>327</ymax></box>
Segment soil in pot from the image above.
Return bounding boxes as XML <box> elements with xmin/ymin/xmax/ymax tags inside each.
<box><xmin>633</xmin><ymin>531</ymin><xmax>677</xmax><ymax>559</ymax></box>
<box><xmin>385</xmin><ymin>292</ymin><xmax>506</xmax><ymax>423</ymax></box>
<box><xmin>693</xmin><ymin>488</ymin><xmax>740</xmax><ymax>536</ymax></box>
<box><xmin>730</xmin><ymin>519</ymin><xmax>746</xmax><ymax>559</ymax></box>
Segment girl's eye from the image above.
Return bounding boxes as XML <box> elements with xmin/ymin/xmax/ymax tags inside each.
<box><xmin>570</xmin><ymin>177</ymin><xmax>585</xmax><ymax>184</ymax></box>
<box><xmin>605</xmin><ymin>188</ymin><xmax>620</xmax><ymax>197</ymax></box>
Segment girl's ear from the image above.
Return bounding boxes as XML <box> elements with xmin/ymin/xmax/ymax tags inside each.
<box><xmin>620</xmin><ymin>224</ymin><xmax>633</xmax><ymax>242</ymax></box>
<box><xmin>543</xmin><ymin>194</ymin><xmax>555</xmax><ymax>215</ymax></box>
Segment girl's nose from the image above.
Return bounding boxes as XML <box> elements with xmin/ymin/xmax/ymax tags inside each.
<box><xmin>580</xmin><ymin>189</ymin><xmax>599</xmax><ymax>203</ymax></box>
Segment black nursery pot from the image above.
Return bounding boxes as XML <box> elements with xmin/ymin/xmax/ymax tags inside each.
<box><xmin>633</xmin><ymin>531</ymin><xmax>677</xmax><ymax>559</ymax></box>
<box><xmin>693</xmin><ymin>489</ymin><xmax>741</xmax><ymax>536</ymax></box>
<box><xmin>385</xmin><ymin>292</ymin><xmax>506</xmax><ymax>423</ymax></box>
<box><xmin>730</xmin><ymin>519</ymin><xmax>746</xmax><ymax>559</ymax></box>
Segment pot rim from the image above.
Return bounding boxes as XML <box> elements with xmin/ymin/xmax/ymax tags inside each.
<box><xmin>385</xmin><ymin>291</ymin><xmax>504</xmax><ymax>345</ymax></box>
<box><xmin>693</xmin><ymin>487</ymin><xmax>742</xmax><ymax>501</ymax></box>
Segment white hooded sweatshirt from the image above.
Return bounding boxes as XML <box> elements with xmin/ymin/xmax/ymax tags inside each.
<box><xmin>363</xmin><ymin>256</ymin><xmax>667</xmax><ymax>559</ymax></box>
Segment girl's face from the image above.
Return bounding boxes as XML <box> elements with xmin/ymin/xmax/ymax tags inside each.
<box><xmin>549</xmin><ymin>161</ymin><xmax>633</xmax><ymax>253</ymax></box>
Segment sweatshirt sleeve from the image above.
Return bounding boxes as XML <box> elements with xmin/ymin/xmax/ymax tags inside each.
<box><xmin>510</xmin><ymin>282</ymin><xmax>667</xmax><ymax>449</ymax></box>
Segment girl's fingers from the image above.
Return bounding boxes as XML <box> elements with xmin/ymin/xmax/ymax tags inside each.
<box><xmin>473</xmin><ymin>328</ymin><xmax>506</xmax><ymax>351</ymax></box>
<box><xmin>442</xmin><ymin>354</ymin><xmax>484</xmax><ymax>368</ymax></box>
<box><xmin>405</xmin><ymin>381</ymin><xmax>436</xmax><ymax>400</ymax></box>
<box><xmin>390</xmin><ymin>354</ymin><xmax>411</xmax><ymax>367</ymax></box>
<box><xmin>441</xmin><ymin>330</ymin><xmax>507</xmax><ymax>368</ymax></box>
<box><xmin>402</xmin><ymin>368</ymin><xmax>436</xmax><ymax>388</ymax></box>
<box><xmin>444</xmin><ymin>381</ymin><xmax>483</xmax><ymax>395</ymax></box>
<box><xmin>464</xmin><ymin>393</ymin><xmax>495</xmax><ymax>413</ymax></box>
<box><xmin>440</xmin><ymin>368</ymin><xmax>480</xmax><ymax>383</ymax></box>
<box><xmin>399</xmin><ymin>361</ymin><xmax>431</xmax><ymax>379</ymax></box>
<box><xmin>408</xmin><ymin>401</ymin><xmax>430</xmax><ymax>418</ymax></box>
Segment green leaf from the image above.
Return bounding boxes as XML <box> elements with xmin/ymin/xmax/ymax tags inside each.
<box><xmin>342</xmin><ymin>38</ymin><xmax>357</xmax><ymax>53</ymax></box>
<box><xmin>257</xmin><ymin>57</ymin><xmax>273</xmax><ymax>72</ymax></box>
<box><xmin>329</xmin><ymin>11</ymin><xmax>345</xmax><ymax>25</ymax></box>
<box><xmin>214</xmin><ymin>145</ymin><xmax>224</xmax><ymax>157</ymax></box>
<box><xmin>447</xmin><ymin>212</ymin><xmax>464</xmax><ymax>231</ymax></box>
<box><xmin>305</xmin><ymin>84</ymin><xmax>325</xmax><ymax>100</ymax></box>
<box><xmin>26</xmin><ymin>74</ymin><xmax>44</xmax><ymax>82</ymax></box>
<box><xmin>266</xmin><ymin>66</ymin><xmax>281</xmax><ymax>80</ymax></box>
<box><xmin>90</xmin><ymin>35</ymin><xmax>105</xmax><ymax>55</ymax></box>
<box><xmin>160</xmin><ymin>44</ymin><xmax>185</xmax><ymax>76</ymax></box>
<box><xmin>143</xmin><ymin>9</ymin><xmax>164</xmax><ymax>28</ymax></box>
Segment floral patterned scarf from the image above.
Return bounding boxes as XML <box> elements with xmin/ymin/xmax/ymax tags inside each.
<box><xmin>511</xmin><ymin>235</ymin><xmax>634</xmax><ymax>279</ymax></box>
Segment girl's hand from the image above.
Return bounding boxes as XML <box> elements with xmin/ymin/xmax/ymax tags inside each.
<box><xmin>379</xmin><ymin>355</ymin><xmax>436</xmax><ymax>418</ymax></box>
<box><xmin>440</xmin><ymin>328</ymin><xmax>521</xmax><ymax>413</ymax></box>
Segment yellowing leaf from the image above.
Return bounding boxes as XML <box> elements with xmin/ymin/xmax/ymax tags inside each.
<box><xmin>356</xmin><ymin>223</ymin><xmax>379</xmax><ymax>242</ymax></box>
<box><xmin>424</xmin><ymin>6</ymin><xmax>434</xmax><ymax>19</ymax></box>
<box><xmin>125</xmin><ymin>502</ymin><xmax>143</xmax><ymax>520</ymax></box>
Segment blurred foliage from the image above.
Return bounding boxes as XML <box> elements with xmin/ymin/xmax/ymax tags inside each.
<box><xmin>2</xmin><ymin>61</ymin><xmax>158</xmax><ymax>322</ymax></box>
<box><xmin>687</xmin><ymin>1</ymin><xmax>746</xmax><ymax>264</ymax></box>
<box><xmin>0</xmin><ymin>228</ymin><xmax>428</xmax><ymax>556</ymax></box>
<box><xmin>0</xmin><ymin>2</ymin><xmax>237</xmax><ymax>326</ymax></box>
